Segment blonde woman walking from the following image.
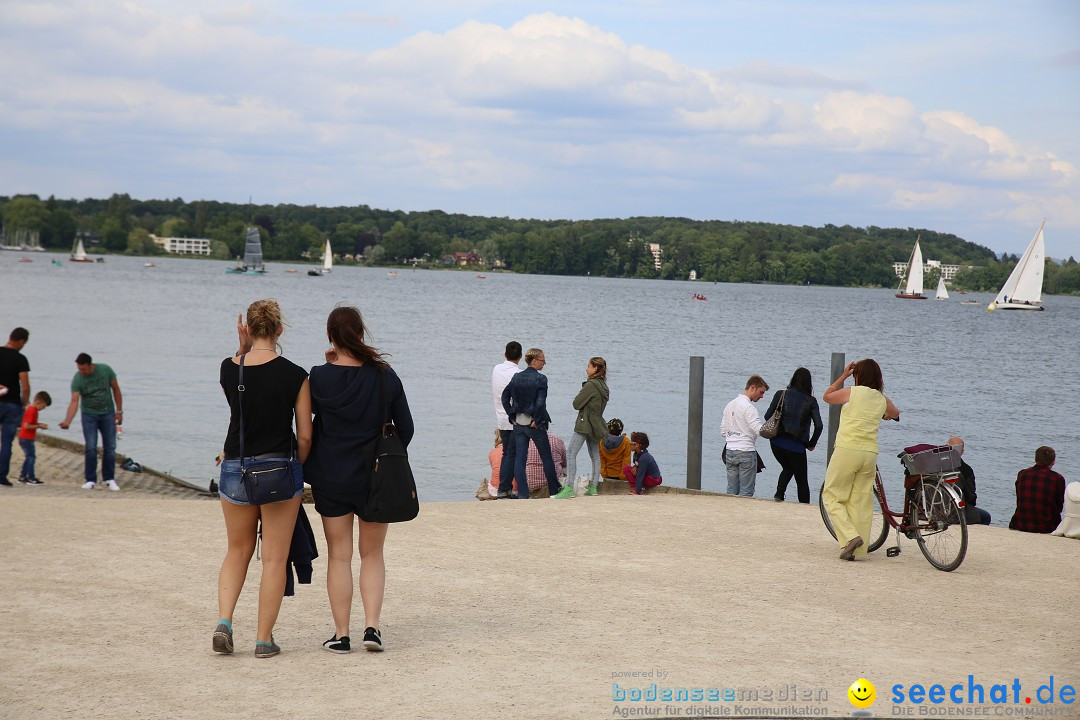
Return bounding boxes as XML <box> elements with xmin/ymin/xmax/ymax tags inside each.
<box><xmin>214</xmin><ymin>299</ymin><xmax>312</xmax><ymax>658</ymax></box>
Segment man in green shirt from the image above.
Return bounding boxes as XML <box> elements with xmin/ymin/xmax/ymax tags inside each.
<box><xmin>59</xmin><ymin>353</ymin><xmax>124</xmax><ymax>491</ymax></box>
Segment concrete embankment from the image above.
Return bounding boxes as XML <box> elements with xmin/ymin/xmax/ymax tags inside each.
<box><xmin>1</xmin><ymin>441</ymin><xmax>1076</xmax><ymax>720</ymax></box>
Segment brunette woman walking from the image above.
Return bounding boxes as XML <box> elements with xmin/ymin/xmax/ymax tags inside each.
<box><xmin>304</xmin><ymin>306</ymin><xmax>414</xmax><ymax>653</ymax></box>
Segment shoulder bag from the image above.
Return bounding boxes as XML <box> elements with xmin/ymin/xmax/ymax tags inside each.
<box><xmin>758</xmin><ymin>390</ymin><xmax>787</xmax><ymax>440</ymax></box>
<box><xmin>237</xmin><ymin>354</ymin><xmax>297</xmax><ymax>505</ymax></box>
<box><xmin>361</xmin><ymin>368</ymin><xmax>419</xmax><ymax>523</ymax></box>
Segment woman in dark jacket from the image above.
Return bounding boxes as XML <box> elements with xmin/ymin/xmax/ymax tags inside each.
<box><xmin>304</xmin><ymin>305</ymin><xmax>413</xmax><ymax>655</ymax></box>
<box><xmin>763</xmin><ymin>367</ymin><xmax>823</xmax><ymax>504</ymax></box>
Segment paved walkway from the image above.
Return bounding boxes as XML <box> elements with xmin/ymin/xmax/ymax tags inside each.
<box><xmin>4</xmin><ymin>433</ymin><xmax>215</xmax><ymax>499</ymax></box>
<box><xmin>1</xmin><ymin>442</ymin><xmax>1076</xmax><ymax>720</ymax></box>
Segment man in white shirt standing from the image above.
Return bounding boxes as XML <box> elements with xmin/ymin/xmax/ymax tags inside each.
<box><xmin>720</xmin><ymin>374</ymin><xmax>769</xmax><ymax>497</ymax></box>
<box><xmin>491</xmin><ymin>341</ymin><xmax>523</xmax><ymax>498</ymax></box>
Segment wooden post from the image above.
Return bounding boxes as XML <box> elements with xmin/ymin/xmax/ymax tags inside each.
<box><xmin>826</xmin><ymin>352</ymin><xmax>845</xmax><ymax>466</ymax></box>
<box><xmin>686</xmin><ymin>356</ymin><xmax>704</xmax><ymax>490</ymax></box>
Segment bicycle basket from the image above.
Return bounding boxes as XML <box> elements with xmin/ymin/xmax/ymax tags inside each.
<box><xmin>899</xmin><ymin>445</ymin><xmax>961</xmax><ymax>476</ymax></box>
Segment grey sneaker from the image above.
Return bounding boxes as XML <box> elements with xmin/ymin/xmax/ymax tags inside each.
<box><xmin>254</xmin><ymin>638</ymin><xmax>280</xmax><ymax>658</ymax></box>
<box><xmin>212</xmin><ymin>623</ymin><xmax>234</xmax><ymax>654</ymax></box>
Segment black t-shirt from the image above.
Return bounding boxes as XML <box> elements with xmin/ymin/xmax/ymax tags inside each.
<box><xmin>220</xmin><ymin>356</ymin><xmax>308</xmax><ymax>457</ymax></box>
<box><xmin>0</xmin><ymin>347</ymin><xmax>30</xmax><ymax>405</ymax></box>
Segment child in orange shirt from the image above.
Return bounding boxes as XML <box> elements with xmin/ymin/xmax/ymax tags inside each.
<box><xmin>599</xmin><ymin>418</ymin><xmax>632</xmax><ymax>487</ymax></box>
<box><xmin>18</xmin><ymin>391</ymin><xmax>51</xmax><ymax>485</ymax></box>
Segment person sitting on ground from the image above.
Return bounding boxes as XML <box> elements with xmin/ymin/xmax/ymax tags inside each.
<box><xmin>1009</xmin><ymin>446</ymin><xmax>1066</xmax><ymax>534</ymax></box>
<box><xmin>523</xmin><ymin>431</ymin><xmax>566</xmax><ymax>498</ymax></box>
<box><xmin>623</xmin><ymin>431</ymin><xmax>662</xmax><ymax>495</ymax></box>
<box><xmin>599</xmin><ymin>418</ymin><xmax>631</xmax><ymax>485</ymax></box>
<box><xmin>948</xmin><ymin>436</ymin><xmax>991</xmax><ymax>525</ymax></box>
<box><xmin>484</xmin><ymin>430</ymin><xmax>503</xmax><ymax>500</ymax></box>
<box><xmin>1051</xmin><ymin>482</ymin><xmax>1080</xmax><ymax>539</ymax></box>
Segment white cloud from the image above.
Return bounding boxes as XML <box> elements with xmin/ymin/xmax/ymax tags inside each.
<box><xmin>0</xmin><ymin>4</ymin><xmax>1076</xmax><ymax>254</ymax></box>
<box><xmin>720</xmin><ymin>60</ymin><xmax>869</xmax><ymax>91</ymax></box>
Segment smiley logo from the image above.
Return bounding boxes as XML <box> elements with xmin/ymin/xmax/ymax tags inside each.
<box><xmin>848</xmin><ymin>678</ymin><xmax>876</xmax><ymax>708</ymax></box>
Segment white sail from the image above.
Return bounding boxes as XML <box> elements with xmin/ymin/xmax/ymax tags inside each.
<box><xmin>71</xmin><ymin>237</ymin><xmax>88</xmax><ymax>261</ymax></box>
<box><xmin>322</xmin><ymin>239</ymin><xmax>332</xmax><ymax>272</ymax></box>
<box><xmin>992</xmin><ymin>221</ymin><xmax>1045</xmax><ymax>308</ymax></box>
<box><xmin>935</xmin><ymin>275</ymin><xmax>949</xmax><ymax>300</ymax></box>
<box><xmin>903</xmin><ymin>239</ymin><xmax>924</xmax><ymax>295</ymax></box>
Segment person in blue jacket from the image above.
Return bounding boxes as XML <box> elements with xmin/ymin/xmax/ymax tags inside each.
<box><xmin>624</xmin><ymin>431</ymin><xmax>662</xmax><ymax>495</ymax></box>
<box><xmin>501</xmin><ymin>348</ymin><xmax>560</xmax><ymax>499</ymax></box>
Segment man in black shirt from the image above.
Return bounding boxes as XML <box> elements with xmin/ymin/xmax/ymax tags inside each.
<box><xmin>949</xmin><ymin>436</ymin><xmax>991</xmax><ymax>525</ymax></box>
<box><xmin>0</xmin><ymin>327</ymin><xmax>31</xmax><ymax>486</ymax></box>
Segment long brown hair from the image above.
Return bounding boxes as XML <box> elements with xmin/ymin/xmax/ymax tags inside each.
<box><xmin>326</xmin><ymin>305</ymin><xmax>389</xmax><ymax>370</ymax></box>
<box><xmin>589</xmin><ymin>356</ymin><xmax>607</xmax><ymax>379</ymax></box>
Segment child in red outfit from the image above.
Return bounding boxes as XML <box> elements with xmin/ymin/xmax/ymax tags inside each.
<box><xmin>17</xmin><ymin>391</ymin><xmax>51</xmax><ymax>484</ymax></box>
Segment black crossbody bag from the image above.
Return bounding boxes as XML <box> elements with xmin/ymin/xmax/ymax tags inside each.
<box><xmin>360</xmin><ymin>368</ymin><xmax>419</xmax><ymax>523</ymax></box>
<box><xmin>237</xmin><ymin>354</ymin><xmax>296</xmax><ymax>505</ymax></box>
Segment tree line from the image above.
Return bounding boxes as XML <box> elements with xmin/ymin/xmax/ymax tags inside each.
<box><xmin>3</xmin><ymin>193</ymin><xmax>1078</xmax><ymax>294</ymax></box>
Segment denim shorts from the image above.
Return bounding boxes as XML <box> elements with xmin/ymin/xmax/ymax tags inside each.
<box><xmin>218</xmin><ymin>458</ymin><xmax>305</xmax><ymax>506</ymax></box>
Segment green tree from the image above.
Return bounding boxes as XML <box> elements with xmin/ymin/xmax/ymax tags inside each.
<box><xmin>365</xmin><ymin>244</ymin><xmax>386</xmax><ymax>265</ymax></box>
<box><xmin>42</xmin><ymin>207</ymin><xmax>77</xmax><ymax>248</ymax></box>
<box><xmin>126</xmin><ymin>227</ymin><xmax>161</xmax><ymax>255</ymax></box>
<box><xmin>210</xmin><ymin>240</ymin><xmax>231</xmax><ymax>259</ymax></box>
<box><xmin>381</xmin><ymin>221</ymin><xmax>417</xmax><ymax>261</ymax></box>
<box><xmin>2</xmin><ymin>196</ymin><xmax>48</xmax><ymax>233</ymax></box>
<box><xmin>101</xmin><ymin>217</ymin><xmax>128</xmax><ymax>251</ymax></box>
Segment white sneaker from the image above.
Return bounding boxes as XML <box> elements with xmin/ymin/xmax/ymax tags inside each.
<box><xmin>106</xmin><ymin>480</ymin><xmax>121</xmax><ymax>492</ymax></box>
<box><xmin>82</xmin><ymin>481</ymin><xmax>96</xmax><ymax>490</ymax></box>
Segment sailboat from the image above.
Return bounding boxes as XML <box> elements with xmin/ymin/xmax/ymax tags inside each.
<box><xmin>70</xmin><ymin>235</ymin><xmax>94</xmax><ymax>263</ymax></box>
<box><xmin>225</xmin><ymin>226</ymin><xmax>267</xmax><ymax>275</ymax></box>
<box><xmin>895</xmin><ymin>237</ymin><xmax>927</xmax><ymax>299</ymax></box>
<box><xmin>988</xmin><ymin>221</ymin><xmax>1046</xmax><ymax>311</ymax></box>
<box><xmin>935</xmin><ymin>275</ymin><xmax>949</xmax><ymax>300</ymax></box>
<box><xmin>308</xmin><ymin>239</ymin><xmax>333</xmax><ymax>276</ymax></box>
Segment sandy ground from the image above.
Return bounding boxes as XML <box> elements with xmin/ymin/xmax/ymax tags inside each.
<box><xmin>1</xmin><ymin>442</ymin><xmax>1077</xmax><ymax>720</ymax></box>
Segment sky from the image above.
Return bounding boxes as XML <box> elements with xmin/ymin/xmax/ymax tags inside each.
<box><xmin>1</xmin><ymin>1</ymin><xmax>1078</xmax><ymax>258</ymax></box>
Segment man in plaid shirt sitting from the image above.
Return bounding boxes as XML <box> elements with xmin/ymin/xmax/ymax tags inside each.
<box><xmin>1009</xmin><ymin>446</ymin><xmax>1066</xmax><ymax>533</ymax></box>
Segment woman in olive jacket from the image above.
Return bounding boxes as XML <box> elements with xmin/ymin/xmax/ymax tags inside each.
<box><xmin>557</xmin><ymin>356</ymin><xmax>609</xmax><ymax>499</ymax></box>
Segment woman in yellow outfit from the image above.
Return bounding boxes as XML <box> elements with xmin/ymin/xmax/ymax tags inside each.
<box><xmin>822</xmin><ymin>359</ymin><xmax>900</xmax><ymax>561</ymax></box>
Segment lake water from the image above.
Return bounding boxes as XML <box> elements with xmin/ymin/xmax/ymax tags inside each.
<box><xmin>2</xmin><ymin>251</ymin><xmax>1076</xmax><ymax>525</ymax></box>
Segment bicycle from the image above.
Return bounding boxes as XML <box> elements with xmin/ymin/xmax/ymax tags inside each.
<box><xmin>818</xmin><ymin>444</ymin><xmax>969</xmax><ymax>571</ymax></box>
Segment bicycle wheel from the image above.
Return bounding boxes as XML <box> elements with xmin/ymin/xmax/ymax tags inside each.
<box><xmin>818</xmin><ymin>482</ymin><xmax>889</xmax><ymax>553</ymax></box>
<box><xmin>910</xmin><ymin>480</ymin><xmax>968</xmax><ymax>571</ymax></box>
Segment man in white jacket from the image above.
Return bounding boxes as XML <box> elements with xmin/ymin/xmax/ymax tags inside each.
<box><xmin>720</xmin><ymin>375</ymin><xmax>768</xmax><ymax>497</ymax></box>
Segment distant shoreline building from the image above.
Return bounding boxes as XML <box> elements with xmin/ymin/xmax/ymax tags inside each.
<box><xmin>151</xmin><ymin>235</ymin><xmax>211</xmax><ymax>255</ymax></box>
<box><xmin>892</xmin><ymin>258</ymin><xmax>973</xmax><ymax>281</ymax></box>
<box><xmin>647</xmin><ymin>242</ymin><xmax>662</xmax><ymax>270</ymax></box>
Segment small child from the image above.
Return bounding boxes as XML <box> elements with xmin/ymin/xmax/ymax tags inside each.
<box><xmin>599</xmin><ymin>418</ymin><xmax>632</xmax><ymax>491</ymax></box>
<box><xmin>623</xmin><ymin>431</ymin><xmax>662</xmax><ymax>495</ymax></box>
<box><xmin>17</xmin><ymin>390</ymin><xmax>52</xmax><ymax>485</ymax></box>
